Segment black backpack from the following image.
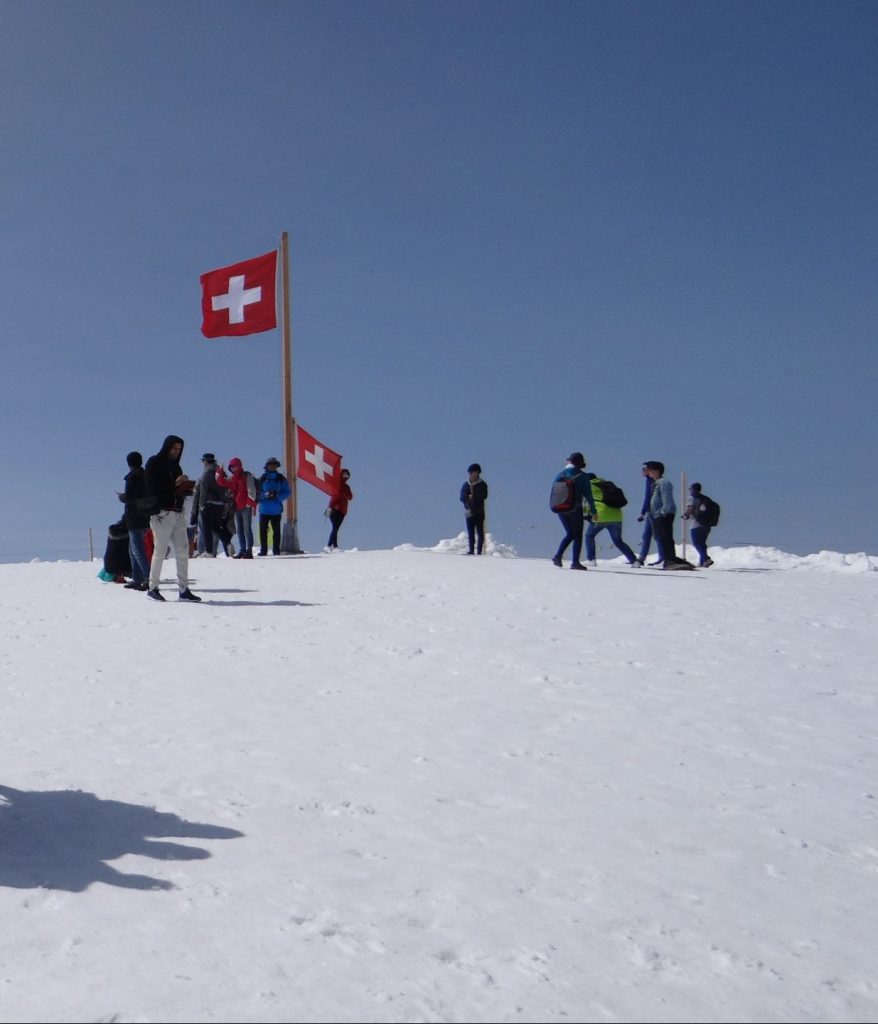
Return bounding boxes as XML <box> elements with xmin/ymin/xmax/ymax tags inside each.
<box><xmin>694</xmin><ymin>494</ymin><xmax>721</xmax><ymax>527</ymax></box>
<box><xmin>549</xmin><ymin>476</ymin><xmax>576</xmax><ymax>513</ymax></box>
<box><xmin>593</xmin><ymin>479</ymin><xmax>627</xmax><ymax>508</ymax></box>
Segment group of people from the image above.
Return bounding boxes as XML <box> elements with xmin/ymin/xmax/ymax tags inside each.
<box><xmin>103</xmin><ymin>434</ymin><xmax>355</xmax><ymax>601</ymax></box>
<box><xmin>550</xmin><ymin>453</ymin><xmax>718</xmax><ymax>571</ymax></box>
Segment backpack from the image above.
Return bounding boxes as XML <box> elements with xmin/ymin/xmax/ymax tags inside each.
<box><xmin>245</xmin><ymin>471</ymin><xmax>257</xmax><ymax>503</ymax></box>
<box><xmin>593</xmin><ymin>479</ymin><xmax>627</xmax><ymax>508</ymax></box>
<box><xmin>550</xmin><ymin>476</ymin><xmax>576</xmax><ymax>513</ymax></box>
<box><xmin>694</xmin><ymin>494</ymin><xmax>721</xmax><ymax>527</ymax></box>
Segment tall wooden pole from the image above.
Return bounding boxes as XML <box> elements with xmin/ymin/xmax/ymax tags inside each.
<box><xmin>280</xmin><ymin>231</ymin><xmax>302</xmax><ymax>553</ymax></box>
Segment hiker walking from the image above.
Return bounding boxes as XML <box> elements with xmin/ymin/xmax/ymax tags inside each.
<box><xmin>550</xmin><ymin>452</ymin><xmax>597</xmax><ymax>570</ymax></box>
<box><xmin>584</xmin><ymin>473</ymin><xmax>638</xmax><ymax>566</ymax></box>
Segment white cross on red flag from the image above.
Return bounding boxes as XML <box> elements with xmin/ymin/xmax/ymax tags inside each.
<box><xmin>296</xmin><ymin>424</ymin><xmax>342</xmax><ymax>497</ymax></box>
<box><xmin>200</xmin><ymin>250</ymin><xmax>278</xmax><ymax>338</ymax></box>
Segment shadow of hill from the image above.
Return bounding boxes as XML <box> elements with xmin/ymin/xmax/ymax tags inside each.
<box><xmin>0</xmin><ymin>785</ymin><xmax>243</xmax><ymax>891</ymax></box>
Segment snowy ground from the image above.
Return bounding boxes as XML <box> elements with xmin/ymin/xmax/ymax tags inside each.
<box><xmin>1</xmin><ymin>538</ymin><xmax>876</xmax><ymax>1023</ymax></box>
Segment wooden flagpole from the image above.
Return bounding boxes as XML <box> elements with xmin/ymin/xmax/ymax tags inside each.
<box><xmin>280</xmin><ymin>231</ymin><xmax>302</xmax><ymax>554</ymax></box>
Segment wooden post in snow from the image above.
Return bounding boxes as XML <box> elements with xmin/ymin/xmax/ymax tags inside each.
<box><xmin>279</xmin><ymin>231</ymin><xmax>302</xmax><ymax>554</ymax></box>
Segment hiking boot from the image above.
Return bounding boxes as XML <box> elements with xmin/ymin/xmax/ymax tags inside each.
<box><xmin>570</xmin><ymin>562</ymin><xmax>588</xmax><ymax>570</ymax></box>
<box><xmin>551</xmin><ymin>556</ymin><xmax>563</xmax><ymax>568</ymax></box>
<box><xmin>146</xmin><ymin>588</ymin><xmax>165</xmax><ymax>602</ymax></box>
<box><xmin>178</xmin><ymin>589</ymin><xmax>202</xmax><ymax>602</ymax></box>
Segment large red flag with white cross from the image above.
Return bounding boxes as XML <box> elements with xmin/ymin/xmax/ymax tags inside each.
<box><xmin>296</xmin><ymin>424</ymin><xmax>342</xmax><ymax>497</ymax></box>
<box><xmin>200</xmin><ymin>250</ymin><xmax>278</xmax><ymax>337</ymax></box>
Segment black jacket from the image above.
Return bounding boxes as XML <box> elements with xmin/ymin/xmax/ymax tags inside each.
<box><xmin>144</xmin><ymin>435</ymin><xmax>186</xmax><ymax>512</ymax></box>
<box><xmin>121</xmin><ymin>466</ymin><xmax>151</xmax><ymax>529</ymax></box>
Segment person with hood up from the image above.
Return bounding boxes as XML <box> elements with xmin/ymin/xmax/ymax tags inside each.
<box><xmin>326</xmin><ymin>468</ymin><xmax>353</xmax><ymax>551</ymax></box>
<box><xmin>256</xmin><ymin>457</ymin><xmax>292</xmax><ymax>556</ymax></box>
<box><xmin>551</xmin><ymin>452</ymin><xmax>597</xmax><ymax>570</ymax></box>
<box><xmin>215</xmin><ymin>457</ymin><xmax>258</xmax><ymax>559</ymax></box>
<box><xmin>143</xmin><ymin>434</ymin><xmax>201</xmax><ymax>601</ymax></box>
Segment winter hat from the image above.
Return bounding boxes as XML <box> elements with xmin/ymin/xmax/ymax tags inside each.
<box><xmin>126</xmin><ymin>451</ymin><xmax>142</xmax><ymax>468</ymax></box>
<box><xmin>567</xmin><ymin>452</ymin><xmax>586</xmax><ymax>468</ymax></box>
<box><xmin>265</xmin><ymin>457</ymin><xmax>281</xmax><ymax>469</ymax></box>
<box><xmin>228</xmin><ymin>457</ymin><xmax>242</xmax><ymax>469</ymax></box>
<box><xmin>201</xmin><ymin>452</ymin><xmax>216</xmax><ymax>462</ymax></box>
<box><xmin>467</xmin><ymin>463</ymin><xmax>481</xmax><ymax>474</ymax></box>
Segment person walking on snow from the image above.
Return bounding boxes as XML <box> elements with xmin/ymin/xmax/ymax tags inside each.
<box><xmin>551</xmin><ymin>452</ymin><xmax>597</xmax><ymax>570</ymax></box>
<box><xmin>584</xmin><ymin>472</ymin><xmax>638</xmax><ymax>566</ymax></box>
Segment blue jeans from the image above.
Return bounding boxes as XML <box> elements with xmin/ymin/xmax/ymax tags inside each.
<box><xmin>235</xmin><ymin>507</ymin><xmax>254</xmax><ymax>554</ymax></box>
<box><xmin>554</xmin><ymin>510</ymin><xmax>584</xmax><ymax>565</ymax></box>
<box><xmin>127</xmin><ymin>527</ymin><xmax>150</xmax><ymax>584</ymax></box>
<box><xmin>585</xmin><ymin>521</ymin><xmax>635</xmax><ymax>563</ymax></box>
<box><xmin>690</xmin><ymin>524</ymin><xmax>712</xmax><ymax>565</ymax></box>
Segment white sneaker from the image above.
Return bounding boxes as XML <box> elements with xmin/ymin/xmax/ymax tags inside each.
<box><xmin>587</xmin><ymin>560</ymin><xmax>597</xmax><ymax>567</ymax></box>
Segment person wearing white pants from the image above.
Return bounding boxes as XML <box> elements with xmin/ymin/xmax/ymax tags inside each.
<box><xmin>143</xmin><ymin>434</ymin><xmax>201</xmax><ymax>602</ymax></box>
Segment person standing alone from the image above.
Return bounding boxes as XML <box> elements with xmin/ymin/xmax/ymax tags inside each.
<box><xmin>460</xmin><ymin>463</ymin><xmax>488</xmax><ymax>555</ymax></box>
<box><xmin>326</xmin><ymin>468</ymin><xmax>353</xmax><ymax>551</ymax></box>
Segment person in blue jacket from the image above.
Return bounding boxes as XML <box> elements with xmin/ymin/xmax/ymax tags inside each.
<box><xmin>551</xmin><ymin>452</ymin><xmax>597</xmax><ymax>570</ymax></box>
<box><xmin>256</xmin><ymin>457</ymin><xmax>292</xmax><ymax>556</ymax></box>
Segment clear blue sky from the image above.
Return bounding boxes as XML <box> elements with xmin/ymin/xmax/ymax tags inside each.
<box><xmin>1</xmin><ymin>0</ymin><xmax>875</xmax><ymax>562</ymax></box>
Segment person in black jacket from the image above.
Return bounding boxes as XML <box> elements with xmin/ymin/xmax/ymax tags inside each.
<box><xmin>460</xmin><ymin>463</ymin><xmax>488</xmax><ymax>555</ymax></box>
<box><xmin>118</xmin><ymin>451</ymin><xmax>151</xmax><ymax>590</ymax></box>
<box><xmin>143</xmin><ymin>434</ymin><xmax>200</xmax><ymax>602</ymax></box>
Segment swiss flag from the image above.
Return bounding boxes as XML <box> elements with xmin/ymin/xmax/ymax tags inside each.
<box><xmin>200</xmin><ymin>250</ymin><xmax>278</xmax><ymax>338</ymax></box>
<box><xmin>296</xmin><ymin>424</ymin><xmax>342</xmax><ymax>497</ymax></box>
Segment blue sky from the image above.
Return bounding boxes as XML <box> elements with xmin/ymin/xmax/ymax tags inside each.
<box><xmin>1</xmin><ymin>0</ymin><xmax>875</xmax><ymax>562</ymax></box>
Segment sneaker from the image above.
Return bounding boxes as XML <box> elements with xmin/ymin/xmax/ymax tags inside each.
<box><xmin>701</xmin><ymin>558</ymin><xmax>714</xmax><ymax>568</ymax></box>
<box><xmin>146</xmin><ymin>588</ymin><xmax>165</xmax><ymax>602</ymax></box>
<box><xmin>257</xmin><ymin>551</ymin><xmax>268</xmax><ymax>557</ymax></box>
<box><xmin>632</xmin><ymin>558</ymin><xmax>644</xmax><ymax>567</ymax></box>
<box><xmin>178</xmin><ymin>589</ymin><xmax>202</xmax><ymax>602</ymax></box>
<box><xmin>124</xmin><ymin>580</ymin><xmax>142</xmax><ymax>589</ymax></box>
<box><xmin>586</xmin><ymin>559</ymin><xmax>597</xmax><ymax>567</ymax></box>
<box><xmin>138</xmin><ymin>581</ymin><xmax>149</xmax><ymax>591</ymax></box>
<box><xmin>649</xmin><ymin>559</ymin><xmax>663</xmax><ymax>566</ymax></box>
<box><xmin>570</xmin><ymin>562</ymin><xmax>588</xmax><ymax>570</ymax></box>
<box><xmin>551</xmin><ymin>556</ymin><xmax>563</xmax><ymax>568</ymax></box>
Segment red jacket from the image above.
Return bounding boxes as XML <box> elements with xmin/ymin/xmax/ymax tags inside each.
<box><xmin>329</xmin><ymin>482</ymin><xmax>353</xmax><ymax>515</ymax></box>
<box><xmin>215</xmin><ymin>467</ymin><xmax>257</xmax><ymax>511</ymax></box>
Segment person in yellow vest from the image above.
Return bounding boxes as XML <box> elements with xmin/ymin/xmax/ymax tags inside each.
<box><xmin>584</xmin><ymin>473</ymin><xmax>639</xmax><ymax>567</ymax></box>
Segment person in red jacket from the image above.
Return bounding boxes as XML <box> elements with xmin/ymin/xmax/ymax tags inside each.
<box><xmin>326</xmin><ymin>468</ymin><xmax>353</xmax><ymax>551</ymax></box>
<box><xmin>215</xmin><ymin>457</ymin><xmax>258</xmax><ymax>559</ymax></box>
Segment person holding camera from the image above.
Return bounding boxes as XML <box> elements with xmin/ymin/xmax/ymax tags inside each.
<box><xmin>256</xmin><ymin>457</ymin><xmax>291</xmax><ymax>556</ymax></box>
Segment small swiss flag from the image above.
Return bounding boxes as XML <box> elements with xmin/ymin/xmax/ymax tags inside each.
<box><xmin>296</xmin><ymin>424</ymin><xmax>342</xmax><ymax>497</ymax></box>
<box><xmin>200</xmin><ymin>250</ymin><xmax>278</xmax><ymax>338</ymax></box>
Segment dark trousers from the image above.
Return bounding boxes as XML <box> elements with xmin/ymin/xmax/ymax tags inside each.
<box><xmin>690</xmin><ymin>524</ymin><xmax>712</xmax><ymax>565</ymax></box>
<box><xmin>328</xmin><ymin>510</ymin><xmax>346</xmax><ymax>548</ymax></box>
<box><xmin>201</xmin><ymin>505</ymin><xmax>233</xmax><ymax>555</ymax></box>
<box><xmin>638</xmin><ymin>516</ymin><xmax>666</xmax><ymax>562</ymax></box>
<box><xmin>259</xmin><ymin>514</ymin><xmax>281</xmax><ymax>555</ymax></box>
<box><xmin>466</xmin><ymin>514</ymin><xmax>485</xmax><ymax>554</ymax></box>
<box><xmin>650</xmin><ymin>513</ymin><xmax>683</xmax><ymax>564</ymax></box>
<box><xmin>554</xmin><ymin>510</ymin><xmax>584</xmax><ymax>565</ymax></box>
